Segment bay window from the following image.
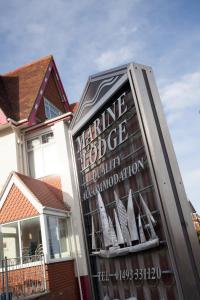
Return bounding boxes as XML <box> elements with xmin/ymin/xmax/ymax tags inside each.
<box><xmin>47</xmin><ymin>216</ymin><xmax>70</xmax><ymax>259</ymax></box>
<box><xmin>0</xmin><ymin>215</ymin><xmax>70</xmax><ymax>263</ymax></box>
<box><xmin>0</xmin><ymin>217</ymin><xmax>41</xmax><ymax>261</ymax></box>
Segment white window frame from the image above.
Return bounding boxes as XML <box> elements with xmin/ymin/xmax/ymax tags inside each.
<box><xmin>46</xmin><ymin>214</ymin><xmax>71</xmax><ymax>261</ymax></box>
<box><xmin>25</xmin><ymin>129</ymin><xmax>56</xmax><ymax>178</ymax></box>
<box><xmin>0</xmin><ymin>216</ymin><xmax>42</xmax><ymax>267</ymax></box>
<box><xmin>0</xmin><ymin>214</ymin><xmax>72</xmax><ymax>267</ymax></box>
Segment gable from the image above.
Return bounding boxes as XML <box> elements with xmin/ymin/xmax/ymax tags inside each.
<box><xmin>1</xmin><ymin>56</ymin><xmax>52</xmax><ymax>121</ymax></box>
<box><xmin>0</xmin><ymin>183</ymin><xmax>39</xmax><ymax>224</ymax></box>
<box><xmin>36</xmin><ymin>70</ymin><xmax>67</xmax><ymax>122</ymax></box>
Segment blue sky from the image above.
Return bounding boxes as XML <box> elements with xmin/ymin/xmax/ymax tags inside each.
<box><xmin>0</xmin><ymin>0</ymin><xmax>200</xmax><ymax>211</ymax></box>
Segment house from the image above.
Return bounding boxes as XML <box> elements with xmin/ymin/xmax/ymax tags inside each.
<box><xmin>0</xmin><ymin>56</ymin><xmax>90</xmax><ymax>299</ymax></box>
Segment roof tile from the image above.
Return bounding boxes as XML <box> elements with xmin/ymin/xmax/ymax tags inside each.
<box><xmin>0</xmin><ymin>55</ymin><xmax>52</xmax><ymax>121</ymax></box>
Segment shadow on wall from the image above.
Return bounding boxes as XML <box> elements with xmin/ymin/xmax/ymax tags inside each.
<box><xmin>1</xmin><ymin>76</ymin><xmax>20</xmax><ymax>120</ymax></box>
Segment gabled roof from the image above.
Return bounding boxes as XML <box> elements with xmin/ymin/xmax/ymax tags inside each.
<box><xmin>16</xmin><ymin>172</ymin><xmax>68</xmax><ymax>211</ymax></box>
<box><xmin>0</xmin><ymin>172</ymin><xmax>69</xmax><ymax>217</ymax></box>
<box><xmin>0</xmin><ymin>55</ymin><xmax>52</xmax><ymax>121</ymax></box>
<box><xmin>0</xmin><ymin>55</ymin><xmax>71</xmax><ymax>125</ymax></box>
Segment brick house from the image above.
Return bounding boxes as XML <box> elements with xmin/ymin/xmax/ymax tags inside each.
<box><xmin>0</xmin><ymin>56</ymin><xmax>90</xmax><ymax>299</ymax></box>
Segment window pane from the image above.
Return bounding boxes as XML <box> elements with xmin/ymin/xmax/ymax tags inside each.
<box><xmin>27</xmin><ymin>137</ymin><xmax>41</xmax><ymax>150</ymax></box>
<box><xmin>28</xmin><ymin>147</ymin><xmax>44</xmax><ymax>178</ymax></box>
<box><xmin>42</xmin><ymin>132</ymin><xmax>54</xmax><ymax>144</ymax></box>
<box><xmin>43</xmin><ymin>143</ymin><xmax>58</xmax><ymax>176</ymax></box>
<box><xmin>47</xmin><ymin>216</ymin><xmax>60</xmax><ymax>259</ymax></box>
<box><xmin>27</xmin><ymin>131</ymin><xmax>57</xmax><ymax>179</ymax></box>
<box><xmin>44</xmin><ymin>98</ymin><xmax>62</xmax><ymax>120</ymax></box>
<box><xmin>0</xmin><ymin>222</ymin><xmax>20</xmax><ymax>259</ymax></box>
<box><xmin>20</xmin><ymin>217</ymin><xmax>42</xmax><ymax>259</ymax></box>
<box><xmin>59</xmin><ymin>219</ymin><xmax>69</xmax><ymax>258</ymax></box>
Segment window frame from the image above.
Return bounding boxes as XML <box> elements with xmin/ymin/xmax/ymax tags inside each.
<box><xmin>25</xmin><ymin>129</ymin><xmax>57</xmax><ymax>178</ymax></box>
<box><xmin>0</xmin><ymin>214</ymin><xmax>72</xmax><ymax>267</ymax></box>
<box><xmin>46</xmin><ymin>215</ymin><xmax>71</xmax><ymax>260</ymax></box>
<box><xmin>0</xmin><ymin>216</ymin><xmax>41</xmax><ymax>264</ymax></box>
<box><xmin>44</xmin><ymin>97</ymin><xmax>62</xmax><ymax>120</ymax></box>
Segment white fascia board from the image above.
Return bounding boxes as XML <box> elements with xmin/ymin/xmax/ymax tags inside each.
<box><xmin>0</xmin><ymin>173</ymin><xmax>44</xmax><ymax>214</ymax></box>
<box><xmin>43</xmin><ymin>207</ymin><xmax>70</xmax><ymax>217</ymax></box>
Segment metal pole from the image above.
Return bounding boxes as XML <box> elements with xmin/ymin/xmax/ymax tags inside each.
<box><xmin>2</xmin><ymin>259</ymin><xmax>5</xmax><ymax>295</ymax></box>
<box><xmin>5</xmin><ymin>257</ymin><xmax>9</xmax><ymax>300</ymax></box>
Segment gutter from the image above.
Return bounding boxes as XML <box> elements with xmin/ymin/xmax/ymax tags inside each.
<box><xmin>23</xmin><ymin>112</ymin><xmax>73</xmax><ymax>134</ymax></box>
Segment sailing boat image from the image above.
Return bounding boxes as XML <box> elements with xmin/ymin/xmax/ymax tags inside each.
<box><xmin>91</xmin><ymin>190</ymin><xmax>159</xmax><ymax>258</ymax></box>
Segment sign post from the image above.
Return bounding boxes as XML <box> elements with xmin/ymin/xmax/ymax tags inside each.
<box><xmin>70</xmin><ymin>63</ymin><xmax>200</xmax><ymax>300</ymax></box>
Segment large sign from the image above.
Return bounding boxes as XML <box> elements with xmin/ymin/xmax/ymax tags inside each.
<box><xmin>71</xmin><ymin>64</ymin><xmax>200</xmax><ymax>300</ymax></box>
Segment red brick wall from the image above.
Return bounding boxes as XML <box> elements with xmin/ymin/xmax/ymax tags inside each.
<box><xmin>0</xmin><ymin>261</ymin><xmax>80</xmax><ymax>300</ymax></box>
<box><xmin>0</xmin><ymin>184</ymin><xmax>39</xmax><ymax>223</ymax></box>
<box><xmin>45</xmin><ymin>260</ymin><xmax>80</xmax><ymax>300</ymax></box>
<box><xmin>37</xmin><ymin>70</ymin><xmax>66</xmax><ymax>121</ymax></box>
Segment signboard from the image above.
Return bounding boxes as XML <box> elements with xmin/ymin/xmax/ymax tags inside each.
<box><xmin>71</xmin><ymin>64</ymin><xmax>200</xmax><ymax>300</ymax></box>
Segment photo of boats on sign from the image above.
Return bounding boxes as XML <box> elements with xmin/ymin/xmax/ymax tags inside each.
<box><xmin>91</xmin><ymin>190</ymin><xmax>159</xmax><ymax>258</ymax></box>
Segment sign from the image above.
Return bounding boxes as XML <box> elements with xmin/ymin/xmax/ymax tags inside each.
<box><xmin>71</xmin><ymin>64</ymin><xmax>200</xmax><ymax>300</ymax></box>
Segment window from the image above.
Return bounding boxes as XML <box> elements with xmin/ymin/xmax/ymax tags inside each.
<box><xmin>0</xmin><ymin>217</ymin><xmax>41</xmax><ymax>261</ymax></box>
<box><xmin>44</xmin><ymin>98</ymin><xmax>62</xmax><ymax>120</ymax></box>
<box><xmin>21</xmin><ymin>218</ymin><xmax>42</xmax><ymax>259</ymax></box>
<box><xmin>0</xmin><ymin>222</ymin><xmax>20</xmax><ymax>259</ymax></box>
<box><xmin>27</xmin><ymin>132</ymin><xmax>58</xmax><ymax>178</ymax></box>
<box><xmin>47</xmin><ymin>216</ymin><xmax>70</xmax><ymax>259</ymax></box>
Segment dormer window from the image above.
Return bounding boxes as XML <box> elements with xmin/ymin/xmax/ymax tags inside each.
<box><xmin>44</xmin><ymin>98</ymin><xmax>62</xmax><ymax>119</ymax></box>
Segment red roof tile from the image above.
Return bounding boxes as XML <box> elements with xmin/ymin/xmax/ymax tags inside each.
<box><xmin>0</xmin><ymin>184</ymin><xmax>39</xmax><ymax>223</ymax></box>
<box><xmin>0</xmin><ymin>55</ymin><xmax>52</xmax><ymax>121</ymax></box>
<box><xmin>15</xmin><ymin>172</ymin><xmax>69</xmax><ymax>211</ymax></box>
<box><xmin>70</xmin><ymin>102</ymin><xmax>79</xmax><ymax>113</ymax></box>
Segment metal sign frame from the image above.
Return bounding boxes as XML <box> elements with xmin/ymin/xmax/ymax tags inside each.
<box><xmin>70</xmin><ymin>62</ymin><xmax>200</xmax><ymax>300</ymax></box>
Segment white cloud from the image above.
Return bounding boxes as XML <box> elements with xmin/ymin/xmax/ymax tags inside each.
<box><xmin>95</xmin><ymin>46</ymin><xmax>133</xmax><ymax>70</ymax></box>
<box><xmin>182</xmin><ymin>168</ymin><xmax>200</xmax><ymax>212</ymax></box>
<box><xmin>160</xmin><ymin>72</ymin><xmax>200</xmax><ymax>124</ymax></box>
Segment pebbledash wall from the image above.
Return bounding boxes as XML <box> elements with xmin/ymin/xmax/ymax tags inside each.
<box><xmin>69</xmin><ymin>63</ymin><xmax>200</xmax><ymax>300</ymax></box>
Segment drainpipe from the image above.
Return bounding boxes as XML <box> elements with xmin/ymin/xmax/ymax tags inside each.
<box><xmin>70</xmin><ymin>215</ymin><xmax>83</xmax><ymax>300</ymax></box>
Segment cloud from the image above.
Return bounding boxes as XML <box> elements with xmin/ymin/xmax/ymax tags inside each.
<box><xmin>160</xmin><ymin>72</ymin><xmax>200</xmax><ymax>124</ymax></box>
<box><xmin>159</xmin><ymin>72</ymin><xmax>200</xmax><ymax>211</ymax></box>
<box><xmin>182</xmin><ymin>168</ymin><xmax>200</xmax><ymax>211</ymax></box>
<box><xmin>95</xmin><ymin>46</ymin><xmax>133</xmax><ymax>70</ymax></box>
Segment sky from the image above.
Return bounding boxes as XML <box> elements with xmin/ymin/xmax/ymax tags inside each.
<box><xmin>0</xmin><ymin>0</ymin><xmax>200</xmax><ymax>211</ymax></box>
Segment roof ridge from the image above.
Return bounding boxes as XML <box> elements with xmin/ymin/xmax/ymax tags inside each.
<box><xmin>1</xmin><ymin>55</ymin><xmax>53</xmax><ymax>76</ymax></box>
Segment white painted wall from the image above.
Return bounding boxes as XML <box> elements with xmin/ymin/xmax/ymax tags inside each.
<box><xmin>0</xmin><ymin>127</ymin><xmax>18</xmax><ymax>191</ymax></box>
<box><xmin>54</xmin><ymin>120</ymin><xmax>88</xmax><ymax>277</ymax></box>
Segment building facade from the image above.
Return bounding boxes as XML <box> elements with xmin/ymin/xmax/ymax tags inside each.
<box><xmin>0</xmin><ymin>56</ymin><xmax>90</xmax><ymax>300</ymax></box>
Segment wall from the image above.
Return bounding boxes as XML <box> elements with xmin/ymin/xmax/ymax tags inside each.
<box><xmin>45</xmin><ymin>260</ymin><xmax>80</xmax><ymax>300</ymax></box>
<box><xmin>0</xmin><ymin>127</ymin><xmax>18</xmax><ymax>191</ymax></box>
<box><xmin>0</xmin><ymin>260</ymin><xmax>80</xmax><ymax>300</ymax></box>
<box><xmin>53</xmin><ymin>121</ymin><xmax>91</xmax><ymax>298</ymax></box>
